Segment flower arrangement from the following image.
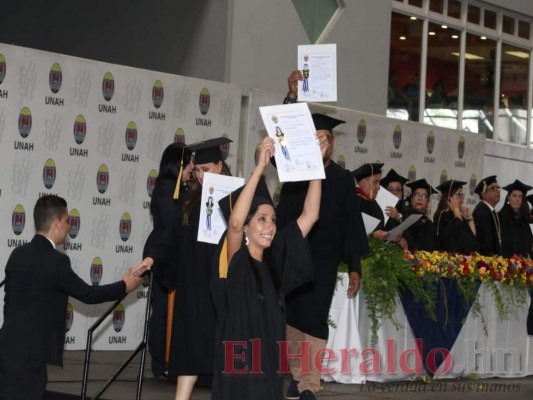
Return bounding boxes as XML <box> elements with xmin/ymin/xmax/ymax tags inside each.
<box><xmin>337</xmin><ymin>239</ymin><xmax>532</xmax><ymax>345</ymax></box>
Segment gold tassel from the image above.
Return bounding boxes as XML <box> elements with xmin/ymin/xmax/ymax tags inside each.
<box><xmin>173</xmin><ymin>149</ymin><xmax>186</xmax><ymax>200</ymax></box>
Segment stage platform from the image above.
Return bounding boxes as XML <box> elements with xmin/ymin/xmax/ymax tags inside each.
<box><xmin>46</xmin><ymin>350</ymin><xmax>533</xmax><ymax>399</ymax></box>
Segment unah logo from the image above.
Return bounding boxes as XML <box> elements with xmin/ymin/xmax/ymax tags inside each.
<box><xmin>113</xmin><ymin>303</ymin><xmax>125</xmax><ymax>332</ymax></box>
<box><xmin>147</xmin><ymin>169</ymin><xmax>157</xmax><ymax>198</ymax></box>
<box><xmin>102</xmin><ymin>72</ymin><xmax>115</xmax><ymax>102</ymax></box>
<box><xmin>174</xmin><ymin>128</ymin><xmax>185</xmax><ymax>144</ymax></box>
<box><xmin>18</xmin><ymin>107</ymin><xmax>32</xmax><ymax>138</ymax></box>
<box><xmin>49</xmin><ymin>63</ymin><xmax>62</xmax><ymax>94</ymax></box>
<box><xmin>427</xmin><ymin>131</ymin><xmax>435</xmax><ymax>154</ymax></box>
<box><xmin>65</xmin><ymin>303</ymin><xmax>74</xmax><ymax>332</ymax></box>
<box><xmin>42</xmin><ymin>159</ymin><xmax>57</xmax><ymax>189</ymax></box>
<box><xmin>152</xmin><ymin>80</ymin><xmax>164</xmax><ymax>109</ymax></box>
<box><xmin>469</xmin><ymin>173</ymin><xmax>477</xmax><ymax>196</ymax></box>
<box><xmin>440</xmin><ymin>169</ymin><xmax>448</xmax><ymax>184</ymax></box>
<box><xmin>68</xmin><ymin>209</ymin><xmax>81</xmax><ymax>239</ymax></box>
<box><xmin>220</xmin><ymin>134</ymin><xmax>230</xmax><ymax>160</ymax></box>
<box><xmin>0</xmin><ymin>53</ymin><xmax>6</xmax><ymax>85</ymax></box>
<box><xmin>12</xmin><ymin>204</ymin><xmax>25</xmax><ymax>236</ymax></box>
<box><xmin>73</xmin><ymin>114</ymin><xmax>87</xmax><ymax>145</ymax></box>
<box><xmin>408</xmin><ymin>165</ymin><xmax>416</xmax><ymax>182</ymax></box>
<box><xmin>392</xmin><ymin>125</ymin><xmax>402</xmax><ymax>150</ymax></box>
<box><xmin>97</xmin><ymin>164</ymin><xmax>110</xmax><ymax>194</ymax></box>
<box><xmin>90</xmin><ymin>257</ymin><xmax>103</xmax><ymax>286</ymax></box>
<box><xmin>458</xmin><ymin>136</ymin><xmax>465</xmax><ymax>159</ymax></box>
<box><xmin>199</xmin><ymin>87</ymin><xmax>210</xmax><ymax>115</ymax></box>
<box><xmin>119</xmin><ymin>212</ymin><xmax>132</xmax><ymax>242</ymax></box>
<box><xmin>337</xmin><ymin>155</ymin><xmax>346</xmax><ymax>169</ymax></box>
<box><xmin>125</xmin><ymin>121</ymin><xmax>137</xmax><ymax>151</ymax></box>
<box><xmin>357</xmin><ymin>119</ymin><xmax>366</xmax><ymax>144</ymax></box>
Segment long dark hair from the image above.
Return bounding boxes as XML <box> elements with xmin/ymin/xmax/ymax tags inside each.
<box><xmin>433</xmin><ymin>186</ymin><xmax>460</xmax><ymax>235</ymax></box>
<box><xmin>155</xmin><ymin>143</ymin><xmax>191</xmax><ymax>185</ymax></box>
<box><xmin>182</xmin><ymin>161</ymin><xmax>231</xmax><ymax>226</ymax></box>
<box><xmin>501</xmin><ymin>191</ymin><xmax>530</xmax><ymax>221</ymax></box>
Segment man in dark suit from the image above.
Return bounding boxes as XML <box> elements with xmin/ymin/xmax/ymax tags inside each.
<box><xmin>0</xmin><ymin>195</ymin><xmax>143</xmax><ymax>400</ymax></box>
<box><xmin>472</xmin><ymin>175</ymin><xmax>502</xmax><ymax>256</ymax></box>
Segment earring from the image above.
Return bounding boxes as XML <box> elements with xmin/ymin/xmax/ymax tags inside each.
<box><xmin>245</xmin><ymin>235</ymin><xmax>250</xmax><ymax>246</ymax></box>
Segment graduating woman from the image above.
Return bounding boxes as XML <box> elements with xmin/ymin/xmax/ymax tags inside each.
<box><xmin>380</xmin><ymin>168</ymin><xmax>409</xmax><ymax>231</ymax></box>
<box><xmin>403</xmin><ymin>179</ymin><xmax>437</xmax><ymax>252</ymax></box>
<box><xmin>498</xmin><ymin>180</ymin><xmax>533</xmax><ymax>258</ymax></box>
<box><xmin>135</xmin><ymin>137</ymin><xmax>233</xmax><ymax>400</ymax></box>
<box><xmin>433</xmin><ymin>179</ymin><xmax>476</xmax><ymax>254</ymax></box>
<box><xmin>211</xmin><ymin>137</ymin><xmax>321</xmax><ymax>400</ymax></box>
<box><xmin>143</xmin><ymin>142</ymin><xmax>193</xmax><ymax>378</ymax></box>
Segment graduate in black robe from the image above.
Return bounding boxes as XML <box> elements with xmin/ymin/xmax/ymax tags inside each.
<box><xmin>433</xmin><ymin>179</ymin><xmax>476</xmax><ymax>254</ymax></box>
<box><xmin>403</xmin><ymin>179</ymin><xmax>437</xmax><ymax>252</ymax></box>
<box><xmin>211</xmin><ymin>137</ymin><xmax>320</xmax><ymax>400</ymax></box>
<box><xmin>277</xmin><ymin>113</ymin><xmax>368</xmax><ymax>398</ymax></box>
<box><xmin>498</xmin><ymin>180</ymin><xmax>533</xmax><ymax>258</ymax></box>
<box><xmin>472</xmin><ymin>175</ymin><xmax>503</xmax><ymax>256</ymax></box>
<box><xmin>352</xmin><ymin>163</ymin><xmax>387</xmax><ymax>238</ymax></box>
<box><xmin>135</xmin><ymin>137</ymin><xmax>233</xmax><ymax>399</ymax></box>
<box><xmin>380</xmin><ymin>168</ymin><xmax>409</xmax><ymax>231</ymax></box>
<box><xmin>142</xmin><ymin>142</ymin><xmax>193</xmax><ymax>378</ymax></box>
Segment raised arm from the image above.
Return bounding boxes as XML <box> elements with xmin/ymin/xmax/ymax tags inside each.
<box><xmin>296</xmin><ymin>180</ymin><xmax>321</xmax><ymax>238</ymax></box>
<box><xmin>226</xmin><ymin>137</ymin><xmax>275</xmax><ymax>263</ymax></box>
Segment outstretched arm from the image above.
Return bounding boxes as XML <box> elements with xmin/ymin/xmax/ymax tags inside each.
<box><xmin>226</xmin><ymin>137</ymin><xmax>275</xmax><ymax>264</ymax></box>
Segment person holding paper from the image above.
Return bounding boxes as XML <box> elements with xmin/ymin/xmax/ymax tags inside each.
<box><xmin>433</xmin><ymin>179</ymin><xmax>476</xmax><ymax>254</ymax></box>
<box><xmin>212</xmin><ymin>137</ymin><xmax>320</xmax><ymax>400</ymax></box>
<box><xmin>403</xmin><ymin>179</ymin><xmax>438</xmax><ymax>252</ymax></box>
<box><xmin>498</xmin><ymin>180</ymin><xmax>533</xmax><ymax>258</ymax></box>
<box><xmin>134</xmin><ymin>137</ymin><xmax>232</xmax><ymax>400</ymax></box>
<box><xmin>277</xmin><ymin>111</ymin><xmax>368</xmax><ymax>400</ymax></box>
<box><xmin>380</xmin><ymin>168</ymin><xmax>409</xmax><ymax>231</ymax></box>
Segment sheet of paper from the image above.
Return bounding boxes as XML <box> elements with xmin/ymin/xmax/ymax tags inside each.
<box><xmin>259</xmin><ymin>102</ymin><xmax>325</xmax><ymax>182</ymax></box>
<box><xmin>197</xmin><ymin>173</ymin><xmax>244</xmax><ymax>244</ymax></box>
<box><xmin>376</xmin><ymin>187</ymin><xmax>400</xmax><ymax>225</ymax></box>
<box><xmin>386</xmin><ymin>214</ymin><xmax>423</xmax><ymax>242</ymax></box>
<box><xmin>298</xmin><ymin>44</ymin><xmax>337</xmax><ymax>102</ymax></box>
<box><xmin>362</xmin><ymin>213</ymin><xmax>380</xmax><ymax>235</ymax></box>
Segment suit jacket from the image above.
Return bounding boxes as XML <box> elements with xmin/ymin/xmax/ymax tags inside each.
<box><xmin>473</xmin><ymin>201</ymin><xmax>502</xmax><ymax>256</ymax></box>
<box><xmin>0</xmin><ymin>234</ymin><xmax>126</xmax><ymax>366</ymax></box>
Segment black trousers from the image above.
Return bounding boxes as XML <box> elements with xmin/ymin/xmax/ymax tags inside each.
<box><xmin>0</xmin><ymin>355</ymin><xmax>47</xmax><ymax>400</ymax></box>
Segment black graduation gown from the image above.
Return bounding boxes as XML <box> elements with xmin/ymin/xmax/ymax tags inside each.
<box><xmin>211</xmin><ymin>222</ymin><xmax>314</xmax><ymax>400</ymax></box>
<box><xmin>435</xmin><ymin>210</ymin><xmax>476</xmax><ymax>254</ymax></box>
<box><xmin>147</xmin><ymin>203</ymin><xmax>217</xmax><ymax>376</ymax></box>
<box><xmin>499</xmin><ymin>205</ymin><xmax>533</xmax><ymax>258</ymax></box>
<box><xmin>357</xmin><ymin>194</ymin><xmax>385</xmax><ymax>231</ymax></box>
<box><xmin>403</xmin><ymin>209</ymin><xmax>437</xmax><ymax>252</ymax></box>
<box><xmin>277</xmin><ymin>161</ymin><xmax>368</xmax><ymax>340</ymax></box>
<box><xmin>472</xmin><ymin>201</ymin><xmax>502</xmax><ymax>256</ymax></box>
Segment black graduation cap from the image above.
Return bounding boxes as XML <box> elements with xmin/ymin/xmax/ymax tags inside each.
<box><xmin>502</xmin><ymin>179</ymin><xmax>532</xmax><ymax>194</ymax></box>
<box><xmin>187</xmin><ymin>137</ymin><xmax>232</xmax><ymax>165</ymax></box>
<box><xmin>436</xmin><ymin>179</ymin><xmax>466</xmax><ymax>194</ymax></box>
<box><xmin>218</xmin><ymin>176</ymin><xmax>274</xmax><ymax>224</ymax></box>
<box><xmin>351</xmin><ymin>163</ymin><xmax>384</xmax><ymax>181</ymax></box>
<box><xmin>312</xmin><ymin>113</ymin><xmax>345</xmax><ymax>133</ymax></box>
<box><xmin>474</xmin><ymin>175</ymin><xmax>497</xmax><ymax>196</ymax></box>
<box><xmin>380</xmin><ymin>168</ymin><xmax>408</xmax><ymax>187</ymax></box>
<box><xmin>406</xmin><ymin>178</ymin><xmax>437</xmax><ymax>195</ymax></box>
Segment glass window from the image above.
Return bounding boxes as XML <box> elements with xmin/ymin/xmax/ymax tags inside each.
<box><xmin>448</xmin><ymin>0</ymin><xmax>462</xmax><ymax>19</ymax></box>
<box><xmin>429</xmin><ymin>0</ymin><xmax>444</xmax><ymax>14</ymax></box>
<box><xmin>463</xmin><ymin>34</ymin><xmax>496</xmax><ymax>138</ymax></box>
<box><xmin>424</xmin><ymin>23</ymin><xmax>461</xmax><ymax>129</ymax></box>
<box><xmin>467</xmin><ymin>4</ymin><xmax>480</xmax><ymax>25</ymax></box>
<box><xmin>484</xmin><ymin>10</ymin><xmax>497</xmax><ymax>30</ymax></box>
<box><xmin>502</xmin><ymin>15</ymin><xmax>515</xmax><ymax>35</ymax></box>
<box><xmin>407</xmin><ymin>0</ymin><xmax>422</xmax><ymax>7</ymax></box>
<box><xmin>497</xmin><ymin>44</ymin><xmax>529</xmax><ymax>145</ymax></box>
<box><xmin>388</xmin><ymin>12</ymin><xmax>423</xmax><ymax>122</ymax></box>
<box><xmin>518</xmin><ymin>20</ymin><xmax>530</xmax><ymax>40</ymax></box>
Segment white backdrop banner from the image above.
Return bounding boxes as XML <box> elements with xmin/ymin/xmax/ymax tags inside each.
<box><xmin>246</xmin><ymin>90</ymin><xmax>486</xmax><ymax>211</ymax></box>
<box><xmin>0</xmin><ymin>43</ymin><xmax>241</xmax><ymax>350</ymax></box>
